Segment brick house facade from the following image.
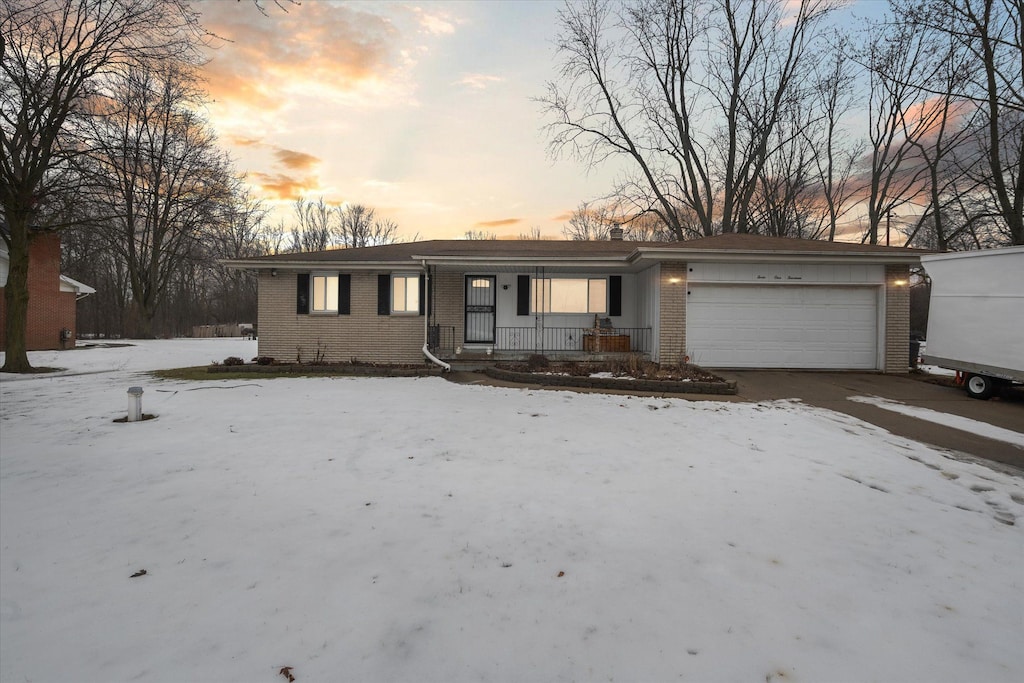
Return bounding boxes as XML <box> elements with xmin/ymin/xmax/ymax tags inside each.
<box><xmin>1</xmin><ymin>231</ymin><xmax>93</xmax><ymax>351</ymax></box>
<box><xmin>227</xmin><ymin>235</ymin><xmax>925</xmax><ymax>372</ymax></box>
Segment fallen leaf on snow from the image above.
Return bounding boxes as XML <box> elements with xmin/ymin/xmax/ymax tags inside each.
<box><xmin>130</xmin><ymin>569</ymin><xmax>147</xmax><ymax>578</ymax></box>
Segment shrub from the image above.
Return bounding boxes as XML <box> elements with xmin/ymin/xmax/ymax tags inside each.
<box><xmin>222</xmin><ymin>356</ymin><xmax>245</xmax><ymax>366</ymax></box>
<box><xmin>526</xmin><ymin>354</ymin><xmax>550</xmax><ymax>371</ymax></box>
<box><xmin>254</xmin><ymin>356</ymin><xmax>274</xmax><ymax>365</ymax></box>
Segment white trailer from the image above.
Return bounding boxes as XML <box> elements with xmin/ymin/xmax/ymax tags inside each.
<box><xmin>921</xmin><ymin>246</ymin><xmax>1024</xmax><ymax>399</ymax></box>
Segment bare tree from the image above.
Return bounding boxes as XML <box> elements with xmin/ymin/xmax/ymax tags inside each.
<box><xmin>79</xmin><ymin>62</ymin><xmax>232</xmax><ymax>337</ymax></box>
<box><xmin>541</xmin><ymin>0</ymin><xmax>842</xmax><ymax>239</ymax></box>
<box><xmin>860</xmin><ymin>0</ymin><xmax>1021</xmax><ymax>247</ymax></box>
<box><xmin>336</xmin><ymin>203</ymin><xmax>400</xmax><ymax>248</ymax></box>
<box><xmin>463</xmin><ymin>229</ymin><xmax>497</xmax><ymax>240</ymax></box>
<box><xmin>562</xmin><ymin>201</ymin><xmax>614</xmax><ymax>240</ymax></box>
<box><xmin>206</xmin><ymin>184</ymin><xmax>267</xmax><ymax>325</ymax></box>
<box><xmin>563</xmin><ymin>200</ymin><xmax>676</xmax><ymax>240</ymax></box>
<box><xmin>803</xmin><ymin>32</ymin><xmax>864</xmax><ymax>241</ymax></box>
<box><xmin>288</xmin><ymin>197</ymin><xmax>333</xmax><ymax>252</ymax></box>
<box><xmin>920</xmin><ymin>0</ymin><xmax>1023</xmax><ymax>245</ymax></box>
<box><xmin>1</xmin><ymin>0</ymin><xmax>204</xmax><ymax>370</ymax></box>
<box><xmin>749</xmin><ymin>106</ymin><xmax>823</xmax><ymax>238</ymax></box>
<box><xmin>517</xmin><ymin>226</ymin><xmax>545</xmax><ymax>240</ymax></box>
<box><xmin>860</xmin><ymin>16</ymin><xmax>946</xmax><ymax>245</ymax></box>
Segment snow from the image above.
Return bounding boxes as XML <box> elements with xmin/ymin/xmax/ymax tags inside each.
<box><xmin>2</xmin><ymin>339</ymin><xmax>1023</xmax><ymax>683</ymax></box>
<box><xmin>588</xmin><ymin>371</ymin><xmax>635</xmax><ymax>380</ymax></box>
<box><xmin>917</xmin><ymin>342</ymin><xmax>957</xmax><ymax>377</ymax></box>
<box><xmin>918</xmin><ymin>365</ymin><xmax>957</xmax><ymax>377</ymax></box>
<box><xmin>849</xmin><ymin>395</ymin><xmax>1024</xmax><ymax>447</ymax></box>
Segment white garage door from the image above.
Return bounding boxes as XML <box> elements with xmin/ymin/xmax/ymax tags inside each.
<box><xmin>686</xmin><ymin>285</ymin><xmax>879</xmax><ymax>369</ymax></box>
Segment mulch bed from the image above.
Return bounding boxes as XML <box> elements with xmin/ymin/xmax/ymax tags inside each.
<box><xmin>207</xmin><ymin>363</ymin><xmax>444</xmax><ymax>378</ymax></box>
<box><xmin>484</xmin><ymin>366</ymin><xmax>737</xmax><ymax>395</ymax></box>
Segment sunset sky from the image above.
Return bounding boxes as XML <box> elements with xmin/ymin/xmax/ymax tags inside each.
<box><xmin>197</xmin><ymin>0</ymin><xmax>882</xmax><ymax>241</ymax></box>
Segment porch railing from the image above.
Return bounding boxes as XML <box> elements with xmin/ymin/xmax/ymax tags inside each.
<box><xmin>495</xmin><ymin>327</ymin><xmax>651</xmax><ymax>354</ymax></box>
<box><xmin>428</xmin><ymin>325</ymin><xmax>457</xmax><ymax>355</ymax></box>
<box><xmin>429</xmin><ymin>325</ymin><xmax>652</xmax><ymax>356</ymax></box>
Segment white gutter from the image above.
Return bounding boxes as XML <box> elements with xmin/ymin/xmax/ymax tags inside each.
<box><xmin>420</xmin><ymin>260</ymin><xmax>451</xmax><ymax>372</ymax></box>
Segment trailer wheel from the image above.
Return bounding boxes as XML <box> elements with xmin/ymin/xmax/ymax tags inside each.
<box><xmin>965</xmin><ymin>374</ymin><xmax>998</xmax><ymax>400</ymax></box>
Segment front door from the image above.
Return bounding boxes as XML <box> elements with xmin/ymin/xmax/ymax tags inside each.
<box><xmin>465</xmin><ymin>276</ymin><xmax>496</xmax><ymax>344</ymax></box>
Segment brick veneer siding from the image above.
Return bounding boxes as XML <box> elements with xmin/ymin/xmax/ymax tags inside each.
<box><xmin>257</xmin><ymin>271</ymin><xmax>427</xmax><ymax>364</ymax></box>
<box><xmin>884</xmin><ymin>264</ymin><xmax>911</xmax><ymax>373</ymax></box>
<box><xmin>0</xmin><ymin>232</ymin><xmax>77</xmax><ymax>351</ymax></box>
<box><xmin>657</xmin><ymin>261</ymin><xmax>687</xmax><ymax>366</ymax></box>
<box><xmin>431</xmin><ymin>270</ymin><xmax>465</xmax><ymax>349</ymax></box>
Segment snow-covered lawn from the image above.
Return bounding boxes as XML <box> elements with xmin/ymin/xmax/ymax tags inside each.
<box><xmin>2</xmin><ymin>339</ymin><xmax>1022</xmax><ymax>683</ymax></box>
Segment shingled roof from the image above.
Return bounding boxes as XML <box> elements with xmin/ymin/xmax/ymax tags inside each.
<box><xmin>224</xmin><ymin>233</ymin><xmax>929</xmax><ymax>270</ymax></box>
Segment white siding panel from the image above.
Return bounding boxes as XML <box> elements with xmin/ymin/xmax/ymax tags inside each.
<box><xmin>686</xmin><ymin>285</ymin><xmax>879</xmax><ymax>369</ymax></box>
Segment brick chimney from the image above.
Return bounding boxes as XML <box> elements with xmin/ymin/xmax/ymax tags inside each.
<box><xmin>609</xmin><ymin>226</ymin><xmax>624</xmax><ymax>240</ymax></box>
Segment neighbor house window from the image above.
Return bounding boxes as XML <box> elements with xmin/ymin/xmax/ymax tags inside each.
<box><xmin>532</xmin><ymin>278</ymin><xmax>607</xmax><ymax>314</ymax></box>
<box><xmin>392</xmin><ymin>274</ymin><xmax>420</xmax><ymax>313</ymax></box>
<box><xmin>311</xmin><ymin>274</ymin><xmax>339</xmax><ymax>312</ymax></box>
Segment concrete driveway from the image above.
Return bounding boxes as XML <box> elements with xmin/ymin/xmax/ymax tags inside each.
<box><xmin>715</xmin><ymin>370</ymin><xmax>1024</xmax><ymax>472</ymax></box>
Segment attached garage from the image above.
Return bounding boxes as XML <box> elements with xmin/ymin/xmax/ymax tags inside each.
<box><xmin>684</xmin><ymin>263</ymin><xmax>884</xmax><ymax>370</ymax></box>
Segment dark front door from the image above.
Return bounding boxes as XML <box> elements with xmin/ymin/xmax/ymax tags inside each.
<box><xmin>465</xmin><ymin>276</ymin><xmax>496</xmax><ymax>344</ymax></box>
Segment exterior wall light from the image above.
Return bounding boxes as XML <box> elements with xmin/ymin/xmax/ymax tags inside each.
<box><xmin>271</xmin><ymin>268</ymin><xmax>278</xmax><ymax>277</ymax></box>
<box><xmin>893</xmin><ymin>279</ymin><xmax>908</xmax><ymax>286</ymax></box>
<box><xmin>668</xmin><ymin>277</ymin><xmax>682</xmax><ymax>284</ymax></box>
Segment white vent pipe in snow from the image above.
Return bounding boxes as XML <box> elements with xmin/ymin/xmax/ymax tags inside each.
<box><xmin>127</xmin><ymin>386</ymin><xmax>144</xmax><ymax>422</ymax></box>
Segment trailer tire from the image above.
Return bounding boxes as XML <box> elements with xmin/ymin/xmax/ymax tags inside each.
<box><xmin>965</xmin><ymin>374</ymin><xmax>998</xmax><ymax>400</ymax></box>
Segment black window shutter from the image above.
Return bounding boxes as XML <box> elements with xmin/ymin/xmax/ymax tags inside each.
<box><xmin>418</xmin><ymin>274</ymin><xmax>426</xmax><ymax>316</ymax></box>
<box><xmin>337</xmin><ymin>274</ymin><xmax>350</xmax><ymax>315</ymax></box>
<box><xmin>296</xmin><ymin>273</ymin><xmax>310</xmax><ymax>314</ymax></box>
<box><xmin>377</xmin><ymin>274</ymin><xmax>391</xmax><ymax>315</ymax></box>
<box><xmin>517</xmin><ymin>275</ymin><xmax>530</xmax><ymax>316</ymax></box>
<box><xmin>609</xmin><ymin>276</ymin><xmax>622</xmax><ymax>316</ymax></box>
<box><xmin>426</xmin><ymin>273</ymin><xmax>433</xmax><ymax>317</ymax></box>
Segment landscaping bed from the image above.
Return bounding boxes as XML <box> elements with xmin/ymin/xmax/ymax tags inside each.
<box><xmin>486</xmin><ymin>356</ymin><xmax>736</xmax><ymax>395</ymax></box>
<box><xmin>207</xmin><ymin>357</ymin><xmax>443</xmax><ymax>378</ymax></box>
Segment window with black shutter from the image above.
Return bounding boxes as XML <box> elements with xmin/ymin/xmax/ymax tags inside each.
<box><xmin>378</xmin><ymin>274</ymin><xmax>391</xmax><ymax>315</ymax></box>
<box><xmin>516</xmin><ymin>275</ymin><xmax>530</xmax><ymax>316</ymax></box>
<box><xmin>338</xmin><ymin>274</ymin><xmax>351</xmax><ymax>315</ymax></box>
<box><xmin>296</xmin><ymin>273</ymin><xmax>310</xmax><ymax>314</ymax></box>
<box><xmin>609</xmin><ymin>275</ymin><xmax>622</xmax><ymax>316</ymax></box>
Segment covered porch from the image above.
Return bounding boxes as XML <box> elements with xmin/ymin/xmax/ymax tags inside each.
<box><xmin>419</xmin><ymin>259</ymin><xmax>660</xmax><ymax>363</ymax></box>
<box><xmin>429</xmin><ymin>322</ymin><xmax>653</xmax><ymax>361</ymax></box>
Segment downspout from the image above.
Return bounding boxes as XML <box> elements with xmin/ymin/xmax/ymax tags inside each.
<box><xmin>421</xmin><ymin>260</ymin><xmax>451</xmax><ymax>371</ymax></box>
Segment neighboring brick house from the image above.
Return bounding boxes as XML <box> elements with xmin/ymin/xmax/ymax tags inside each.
<box><xmin>0</xmin><ymin>230</ymin><xmax>95</xmax><ymax>351</ymax></box>
<box><xmin>225</xmin><ymin>234</ymin><xmax>925</xmax><ymax>373</ymax></box>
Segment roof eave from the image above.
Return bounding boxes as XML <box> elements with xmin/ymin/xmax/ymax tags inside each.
<box><xmin>222</xmin><ymin>258</ymin><xmax>418</xmax><ymax>271</ymax></box>
<box><xmin>631</xmin><ymin>247</ymin><xmax>924</xmax><ymax>265</ymax></box>
<box><xmin>414</xmin><ymin>254</ymin><xmax>632</xmax><ymax>269</ymax></box>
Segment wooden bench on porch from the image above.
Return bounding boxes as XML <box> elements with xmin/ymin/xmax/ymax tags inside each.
<box><xmin>582</xmin><ymin>317</ymin><xmax>631</xmax><ymax>352</ymax></box>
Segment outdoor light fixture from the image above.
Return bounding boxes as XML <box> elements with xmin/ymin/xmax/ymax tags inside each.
<box><xmin>271</xmin><ymin>268</ymin><xmax>278</xmax><ymax>277</ymax></box>
<box><xmin>668</xmin><ymin>277</ymin><xmax>682</xmax><ymax>284</ymax></box>
<box><xmin>893</xmin><ymin>279</ymin><xmax>908</xmax><ymax>286</ymax></box>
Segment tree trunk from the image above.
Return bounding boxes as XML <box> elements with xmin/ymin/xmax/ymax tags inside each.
<box><xmin>1</xmin><ymin>213</ymin><xmax>34</xmax><ymax>372</ymax></box>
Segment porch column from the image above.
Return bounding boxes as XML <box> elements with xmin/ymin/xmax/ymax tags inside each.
<box><xmin>658</xmin><ymin>261</ymin><xmax>687</xmax><ymax>366</ymax></box>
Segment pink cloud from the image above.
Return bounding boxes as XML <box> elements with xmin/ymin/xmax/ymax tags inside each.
<box><xmin>199</xmin><ymin>2</ymin><xmax>400</xmax><ymax>111</ymax></box>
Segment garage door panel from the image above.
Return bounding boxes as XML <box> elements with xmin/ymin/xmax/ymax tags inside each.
<box><xmin>686</xmin><ymin>285</ymin><xmax>878</xmax><ymax>369</ymax></box>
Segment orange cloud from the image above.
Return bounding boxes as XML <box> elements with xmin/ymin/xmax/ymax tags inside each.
<box><xmin>273</xmin><ymin>148</ymin><xmax>320</xmax><ymax>171</ymax></box>
<box><xmin>199</xmin><ymin>2</ymin><xmax>400</xmax><ymax>111</ymax></box>
<box><xmin>551</xmin><ymin>211</ymin><xmax>574</xmax><ymax>222</ymax></box>
<box><xmin>249</xmin><ymin>172</ymin><xmax>319</xmax><ymax>201</ymax></box>
<box><xmin>905</xmin><ymin>97</ymin><xmax>973</xmax><ymax>139</ymax></box>
<box><xmin>475</xmin><ymin>218</ymin><xmax>523</xmax><ymax>228</ymax></box>
<box><xmin>228</xmin><ymin>135</ymin><xmax>264</xmax><ymax>147</ymax></box>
